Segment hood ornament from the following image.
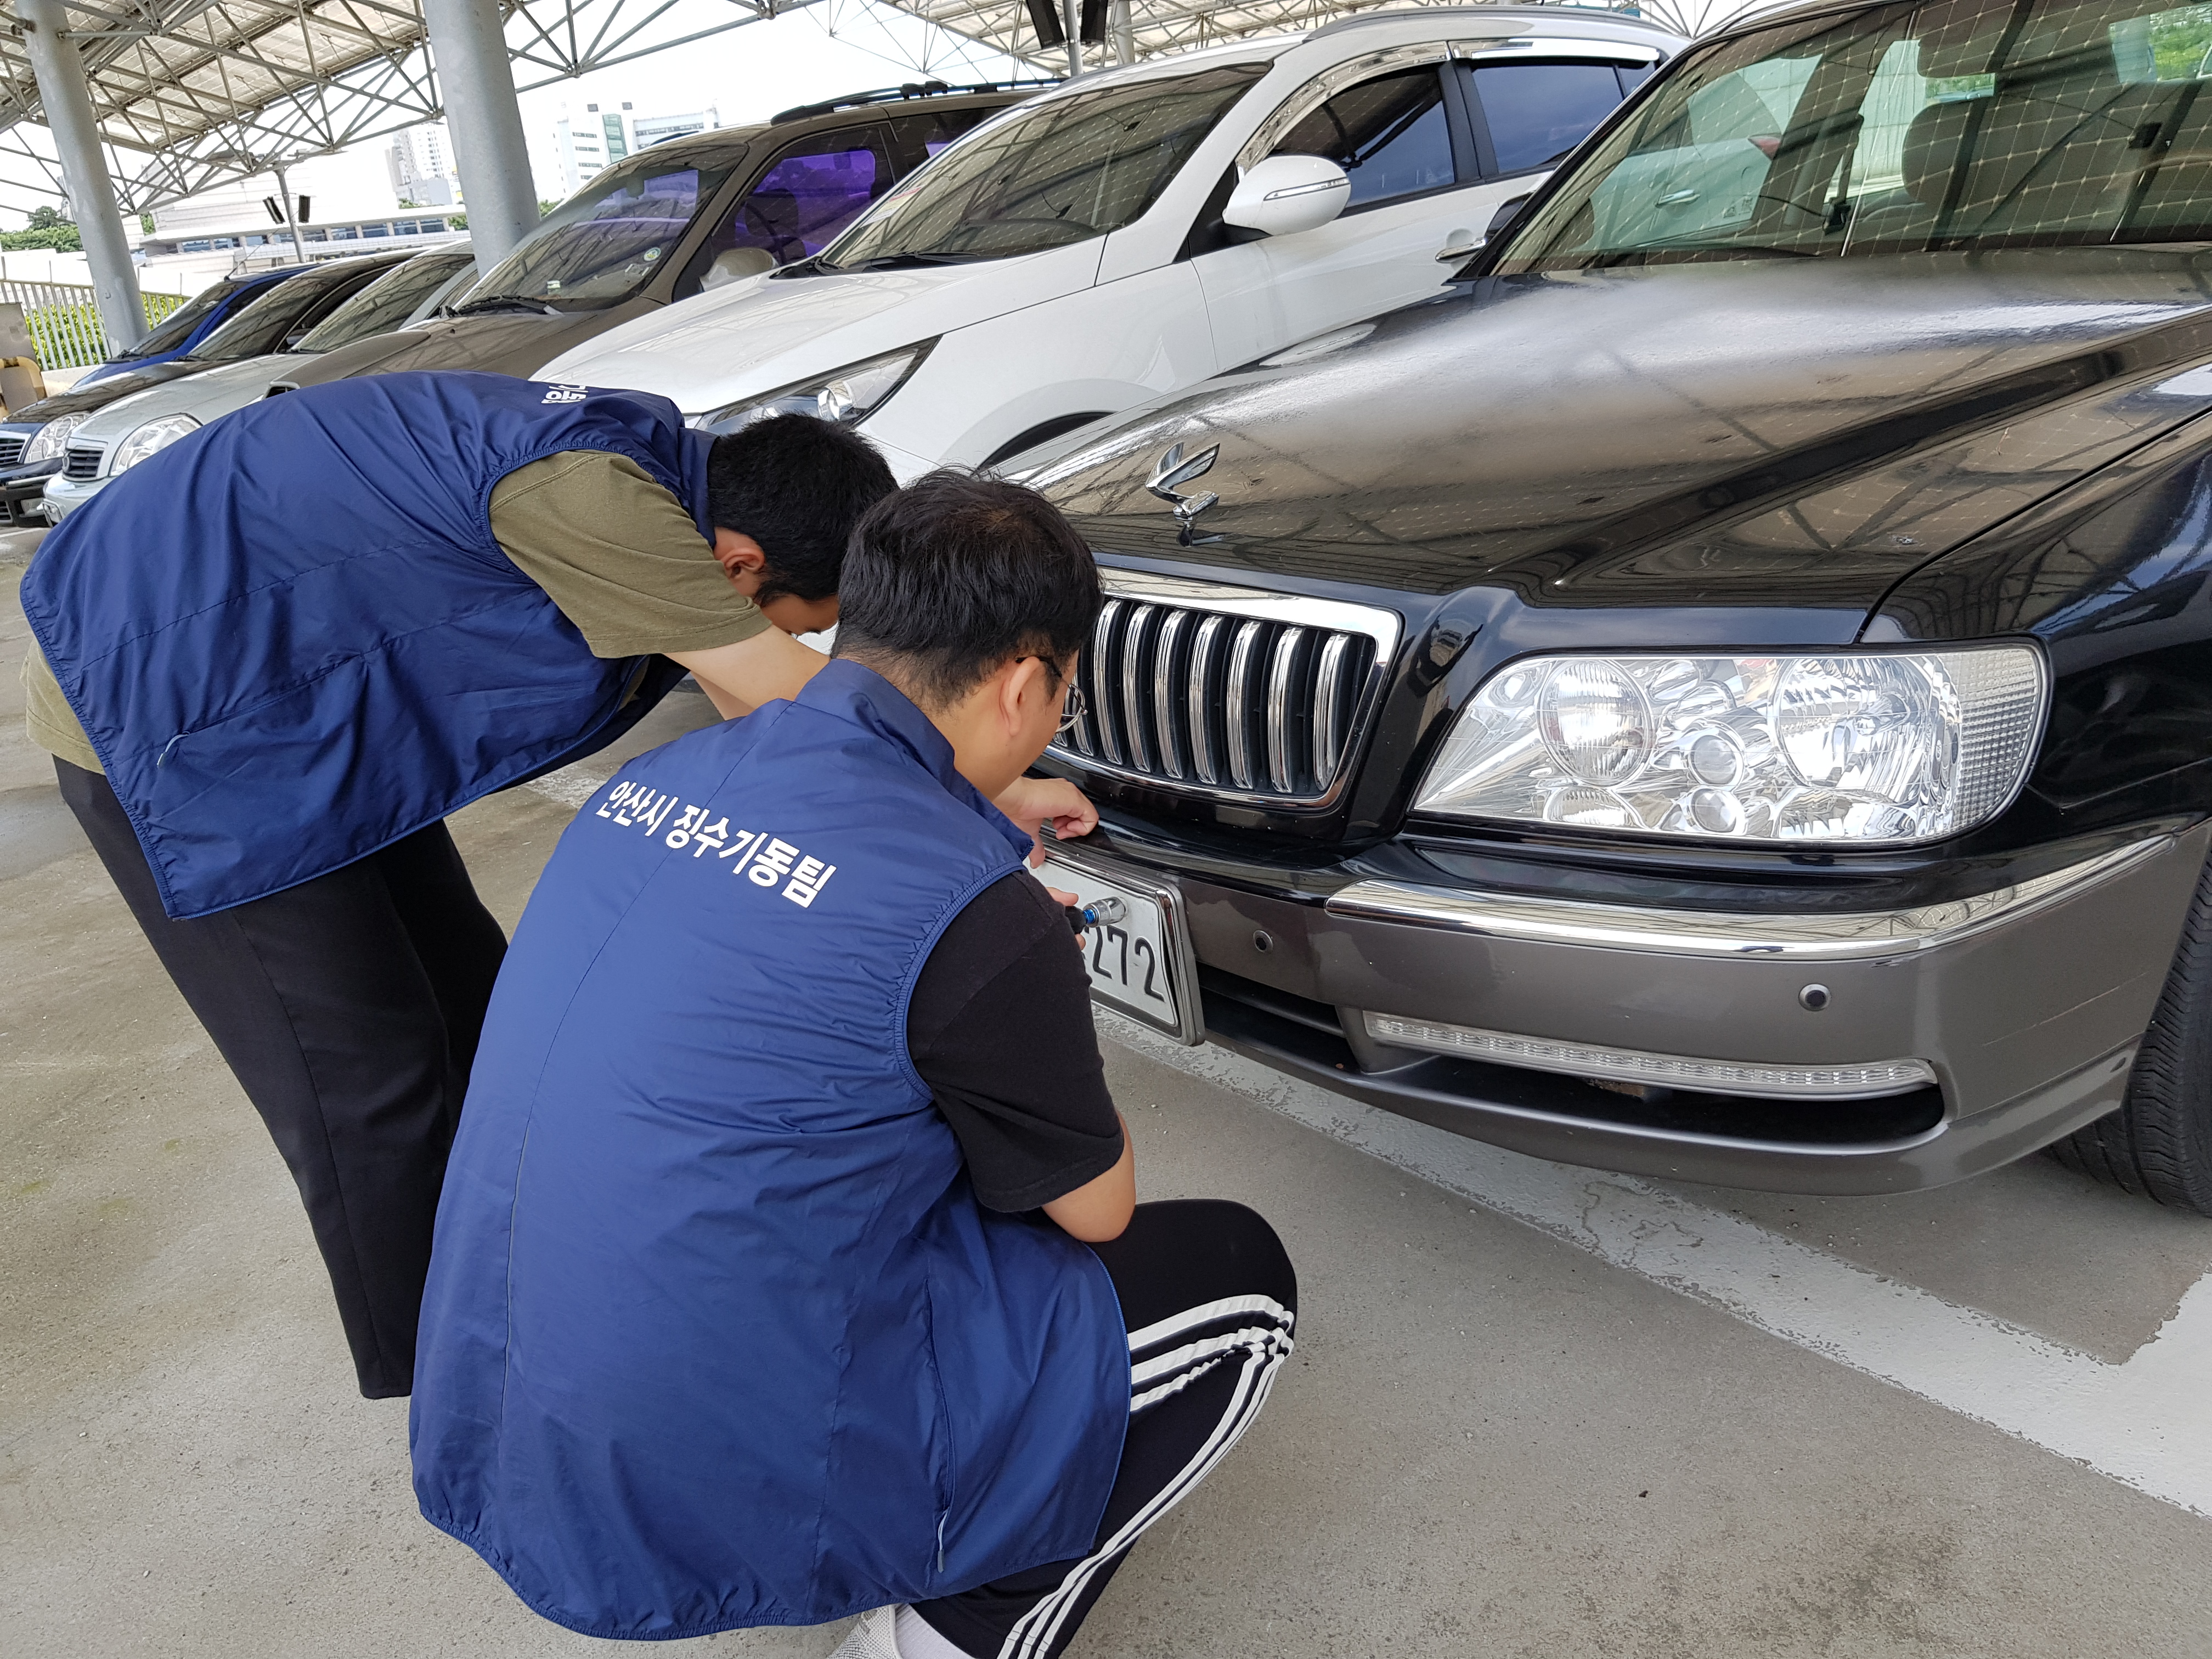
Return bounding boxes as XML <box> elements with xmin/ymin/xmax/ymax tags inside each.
<box><xmin>1147</xmin><ymin>441</ymin><xmax>1222</xmax><ymax>545</ymax></box>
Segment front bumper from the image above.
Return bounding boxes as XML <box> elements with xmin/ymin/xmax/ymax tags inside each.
<box><xmin>1086</xmin><ymin>822</ymin><xmax>2211</xmax><ymax>1194</ymax></box>
<box><xmin>0</xmin><ymin>456</ymin><xmax>60</xmax><ymax>524</ymax></box>
<box><xmin>36</xmin><ymin>469</ymin><xmax>103</xmax><ymax>521</ymax></box>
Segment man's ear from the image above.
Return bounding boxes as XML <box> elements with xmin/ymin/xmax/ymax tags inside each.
<box><xmin>1000</xmin><ymin>654</ymin><xmax>1050</xmax><ymax>732</ymax></box>
<box><xmin>712</xmin><ymin>529</ymin><xmax>769</xmax><ymax>594</ymax></box>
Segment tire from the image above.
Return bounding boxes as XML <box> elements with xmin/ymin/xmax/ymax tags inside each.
<box><xmin>2047</xmin><ymin>848</ymin><xmax>2212</xmax><ymax>1215</ymax></box>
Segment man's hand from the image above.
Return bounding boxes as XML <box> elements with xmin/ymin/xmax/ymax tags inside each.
<box><xmin>996</xmin><ymin>776</ymin><xmax>1098</xmax><ymax>867</ymax></box>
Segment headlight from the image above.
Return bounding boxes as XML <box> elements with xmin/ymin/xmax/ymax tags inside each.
<box><xmin>110</xmin><ymin>413</ymin><xmax>200</xmax><ymax>475</ymax></box>
<box><xmin>21</xmin><ymin>411</ymin><xmax>91</xmax><ymax>465</ymax></box>
<box><xmin>1415</xmin><ymin>646</ymin><xmax>2048</xmax><ymax>846</ymax></box>
<box><xmin>690</xmin><ymin>342</ymin><xmax>934</xmax><ymax>434</ymax></box>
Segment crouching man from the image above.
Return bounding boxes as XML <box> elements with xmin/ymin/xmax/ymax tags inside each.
<box><xmin>409</xmin><ymin>474</ymin><xmax>1297</xmax><ymax>1658</ymax></box>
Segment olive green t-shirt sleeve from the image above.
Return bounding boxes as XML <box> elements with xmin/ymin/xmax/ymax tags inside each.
<box><xmin>21</xmin><ymin>642</ymin><xmax>102</xmax><ymax>774</ymax></box>
<box><xmin>487</xmin><ymin>449</ymin><xmax>771</xmax><ymax>659</ymax></box>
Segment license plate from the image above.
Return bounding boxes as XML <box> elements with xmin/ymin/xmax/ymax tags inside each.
<box><xmin>1040</xmin><ymin>849</ymin><xmax>1203</xmax><ymax>1045</ymax></box>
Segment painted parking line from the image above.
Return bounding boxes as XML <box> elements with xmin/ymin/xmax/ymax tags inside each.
<box><xmin>1099</xmin><ymin>1011</ymin><xmax>2212</xmax><ymax>1520</ymax></box>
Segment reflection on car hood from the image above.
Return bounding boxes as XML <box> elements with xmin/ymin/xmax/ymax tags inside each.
<box><xmin>65</xmin><ymin>354</ymin><xmax>297</xmax><ymax>442</ymax></box>
<box><xmin>544</xmin><ymin>244</ymin><xmax>1099</xmax><ymax>411</ymax></box>
<box><xmin>12</xmin><ymin>358</ymin><xmax>217</xmax><ymax>422</ymax></box>
<box><xmin>1028</xmin><ymin>249</ymin><xmax>2212</xmax><ymax>617</ymax></box>
<box><xmin>274</xmin><ymin>308</ymin><xmax>620</xmax><ymax>389</ymax></box>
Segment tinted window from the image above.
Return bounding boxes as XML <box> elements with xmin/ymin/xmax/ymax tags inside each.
<box><xmin>292</xmin><ymin>251</ymin><xmax>478</xmax><ymax>352</ymax></box>
<box><xmin>1470</xmin><ymin>61</ymin><xmax>1635</xmax><ymax>175</ymax></box>
<box><xmin>887</xmin><ymin>105</ymin><xmax>1003</xmax><ymax>164</ymax></box>
<box><xmin>736</xmin><ymin>131</ymin><xmax>890</xmax><ymax>263</ymax></box>
<box><xmin>824</xmin><ymin>63</ymin><xmax>1267</xmax><ymax>267</ymax></box>
<box><xmin>1499</xmin><ymin>0</ymin><xmax>2212</xmax><ymax>271</ymax></box>
<box><xmin>461</xmin><ymin>143</ymin><xmax>749</xmax><ymax>306</ymax></box>
<box><xmin>111</xmin><ymin>276</ymin><xmax>258</xmax><ymax>360</ymax></box>
<box><xmin>186</xmin><ymin>262</ymin><xmax>392</xmax><ymax>361</ymax></box>
<box><xmin>1271</xmin><ymin>67</ymin><xmax>1457</xmax><ymax>207</ymax></box>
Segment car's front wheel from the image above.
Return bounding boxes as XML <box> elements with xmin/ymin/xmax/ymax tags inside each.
<box><xmin>2049</xmin><ymin>850</ymin><xmax>2212</xmax><ymax>1215</ymax></box>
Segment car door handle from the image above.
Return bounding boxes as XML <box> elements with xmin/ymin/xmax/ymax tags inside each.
<box><xmin>1434</xmin><ymin>230</ymin><xmax>1481</xmax><ymax>262</ymax></box>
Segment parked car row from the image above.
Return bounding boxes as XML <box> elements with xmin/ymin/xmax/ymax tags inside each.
<box><xmin>35</xmin><ymin>0</ymin><xmax>2212</xmax><ymax>1215</ymax></box>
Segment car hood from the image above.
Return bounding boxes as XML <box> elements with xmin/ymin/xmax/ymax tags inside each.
<box><xmin>67</xmin><ymin>354</ymin><xmax>298</xmax><ymax>441</ymax></box>
<box><xmin>14</xmin><ymin>358</ymin><xmax>219</xmax><ymax>421</ymax></box>
<box><xmin>1027</xmin><ymin>249</ymin><xmax>2212</xmax><ymax>629</ymax></box>
<box><xmin>273</xmin><ymin>306</ymin><xmax>639</xmax><ymax>389</ymax></box>
<box><xmin>545</xmin><ymin>245</ymin><xmax>1100</xmax><ymax>412</ymax></box>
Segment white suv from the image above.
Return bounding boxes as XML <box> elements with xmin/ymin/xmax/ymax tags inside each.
<box><xmin>541</xmin><ymin>7</ymin><xmax>1682</xmax><ymax>475</ymax></box>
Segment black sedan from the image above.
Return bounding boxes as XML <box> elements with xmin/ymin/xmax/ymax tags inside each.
<box><xmin>1019</xmin><ymin>0</ymin><xmax>2212</xmax><ymax>1215</ymax></box>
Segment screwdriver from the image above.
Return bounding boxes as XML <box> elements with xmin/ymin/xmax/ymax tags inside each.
<box><xmin>1064</xmin><ymin>895</ymin><xmax>1127</xmax><ymax>936</ymax></box>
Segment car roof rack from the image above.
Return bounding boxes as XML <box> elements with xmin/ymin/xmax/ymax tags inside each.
<box><xmin>770</xmin><ymin>78</ymin><xmax>1062</xmax><ymax>125</ymax></box>
<box><xmin>1306</xmin><ymin>5</ymin><xmax>1678</xmax><ymax>40</ymax></box>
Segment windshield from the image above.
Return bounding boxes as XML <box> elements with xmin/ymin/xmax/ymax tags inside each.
<box><xmin>111</xmin><ymin>276</ymin><xmax>251</xmax><ymax>360</ymax></box>
<box><xmin>292</xmin><ymin>250</ymin><xmax>476</xmax><ymax>352</ymax></box>
<box><xmin>822</xmin><ymin>62</ymin><xmax>1267</xmax><ymax>268</ymax></box>
<box><xmin>458</xmin><ymin>142</ymin><xmax>749</xmax><ymax>306</ymax></box>
<box><xmin>1496</xmin><ymin>0</ymin><xmax>2212</xmax><ymax>272</ymax></box>
<box><xmin>186</xmin><ymin>262</ymin><xmax>384</xmax><ymax>361</ymax></box>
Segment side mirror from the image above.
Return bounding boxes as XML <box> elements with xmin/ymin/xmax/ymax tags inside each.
<box><xmin>701</xmin><ymin>246</ymin><xmax>776</xmax><ymax>291</ymax></box>
<box><xmin>1223</xmin><ymin>155</ymin><xmax>1352</xmax><ymax>238</ymax></box>
<box><xmin>1479</xmin><ymin>193</ymin><xmax>1534</xmax><ymax>249</ymax></box>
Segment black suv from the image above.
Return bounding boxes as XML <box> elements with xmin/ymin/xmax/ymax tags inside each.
<box><xmin>273</xmin><ymin>81</ymin><xmax>1053</xmax><ymax>392</ymax></box>
<box><xmin>1022</xmin><ymin>0</ymin><xmax>2212</xmax><ymax>1215</ymax></box>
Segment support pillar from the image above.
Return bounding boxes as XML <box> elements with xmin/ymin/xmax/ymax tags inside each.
<box><xmin>1111</xmin><ymin>0</ymin><xmax>1135</xmax><ymax>66</ymax></box>
<box><xmin>422</xmin><ymin>0</ymin><xmax>539</xmax><ymax>274</ymax></box>
<box><xmin>16</xmin><ymin>0</ymin><xmax>144</xmax><ymax>350</ymax></box>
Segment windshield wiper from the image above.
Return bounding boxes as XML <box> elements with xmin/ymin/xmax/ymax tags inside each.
<box><xmin>443</xmin><ymin>296</ymin><xmax>562</xmax><ymax>318</ymax></box>
<box><xmin>830</xmin><ymin>251</ymin><xmax>978</xmax><ymax>273</ymax></box>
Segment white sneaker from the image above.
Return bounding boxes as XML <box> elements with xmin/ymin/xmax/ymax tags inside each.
<box><xmin>828</xmin><ymin>1605</ymin><xmax>904</xmax><ymax>1659</ymax></box>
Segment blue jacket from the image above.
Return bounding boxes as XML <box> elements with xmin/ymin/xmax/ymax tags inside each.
<box><xmin>18</xmin><ymin>370</ymin><xmax>707</xmax><ymax>919</ymax></box>
<box><xmin>410</xmin><ymin>661</ymin><xmax>1130</xmax><ymax>1638</ymax></box>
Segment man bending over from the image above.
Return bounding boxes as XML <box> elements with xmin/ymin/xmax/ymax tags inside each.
<box><xmin>410</xmin><ymin>473</ymin><xmax>1297</xmax><ymax>1658</ymax></box>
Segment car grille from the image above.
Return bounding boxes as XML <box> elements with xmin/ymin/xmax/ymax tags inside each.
<box><xmin>63</xmin><ymin>445</ymin><xmax>101</xmax><ymax>481</ymax></box>
<box><xmin>1052</xmin><ymin>570</ymin><xmax>1401</xmax><ymax>803</ymax></box>
<box><xmin>0</xmin><ymin>435</ymin><xmax>24</xmax><ymax>467</ymax></box>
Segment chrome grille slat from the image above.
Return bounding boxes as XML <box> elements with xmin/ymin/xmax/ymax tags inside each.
<box><xmin>1187</xmin><ymin>613</ymin><xmax>1225</xmax><ymax>785</ymax></box>
<box><xmin>1224</xmin><ymin>620</ymin><xmax>1263</xmax><ymax>790</ymax></box>
<box><xmin>1151</xmin><ymin>608</ymin><xmax>1188</xmax><ymax>780</ymax></box>
<box><xmin>1052</xmin><ymin>572</ymin><xmax>1397</xmax><ymax>806</ymax></box>
<box><xmin>1265</xmin><ymin>626</ymin><xmax>1306</xmax><ymax>793</ymax></box>
<box><xmin>1091</xmin><ymin>599</ymin><xmax>1125</xmax><ymax>766</ymax></box>
<box><xmin>1119</xmin><ymin>604</ymin><xmax>1155</xmax><ymax>773</ymax></box>
<box><xmin>0</xmin><ymin>435</ymin><xmax>24</xmax><ymax>467</ymax></box>
<box><xmin>1312</xmin><ymin>632</ymin><xmax>1351</xmax><ymax>787</ymax></box>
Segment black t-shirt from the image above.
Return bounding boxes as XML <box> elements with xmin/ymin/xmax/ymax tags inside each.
<box><xmin>907</xmin><ymin>870</ymin><xmax>1123</xmax><ymax>1212</ymax></box>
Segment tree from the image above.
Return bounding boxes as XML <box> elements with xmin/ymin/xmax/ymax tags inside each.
<box><xmin>26</xmin><ymin>205</ymin><xmax>71</xmax><ymax>230</ymax></box>
<box><xmin>1</xmin><ymin>223</ymin><xmax>82</xmax><ymax>251</ymax></box>
<box><xmin>446</xmin><ymin>212</ymin><xmax>467</xmax><ymax>230</ymax></box>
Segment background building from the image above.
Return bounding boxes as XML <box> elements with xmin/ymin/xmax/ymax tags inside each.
<box><xmin>552</xmin><ymin>103</ymin><xmax>720</xmax><ymax>195</ymax></box>
<box><xmin>388</xmin><ymin>123</ymin><xmax>464</xmax><ymax>210</ymax></box>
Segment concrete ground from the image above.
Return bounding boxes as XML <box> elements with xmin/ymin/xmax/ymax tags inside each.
<box><xmin>7</xmin><ymin>532</ymin><xmax>2212</xmax><ymax>1657</ymax></box>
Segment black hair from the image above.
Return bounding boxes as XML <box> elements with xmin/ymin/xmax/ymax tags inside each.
<box><xmin>705</xmin><ymin>414</ymin><xmax>896</xmax><ymax>602</ymax></box>
<box><xmin>833</xmin><ymin>471</ymin><xmax>1103</xmax><ymax>709</ymax></box>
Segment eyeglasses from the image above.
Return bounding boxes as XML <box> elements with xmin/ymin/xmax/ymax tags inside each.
<box><xmin>1021</xmin><ymin>657</ymin><xmax>1086</xmax><ymax>735</ymax></box>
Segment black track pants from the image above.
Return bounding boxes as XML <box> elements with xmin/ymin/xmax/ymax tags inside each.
<box><xmin>912</xmin><ymin>1199</ymin><xmax>1299</xmax><ymax>1659</ymax></box>
<box><xmin>56</xmin><ymin>759</ymin><xmax>509</xmax><ymax>1398</ymax></box>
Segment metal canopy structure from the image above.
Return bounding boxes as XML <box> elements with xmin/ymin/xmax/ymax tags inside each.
<box><xmin>0</xmin><ymin>0</ymin><xmax>826</xmax><ymax>218</ymax></box>
<box><xmin>0</xmin><ymin>0</ymin><xmax>1774</xmax><ymax>222</ymax></box>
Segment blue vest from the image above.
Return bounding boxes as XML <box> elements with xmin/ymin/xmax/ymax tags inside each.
<box><xmin>17</xmin><ymin>370</ymin><xmax>709</xmax><ymax>919</ymax></box>
<box><xmin>410</xmin><ymin>661</ymin><xmax>1130</xmax><ymax>1639</ymax></box>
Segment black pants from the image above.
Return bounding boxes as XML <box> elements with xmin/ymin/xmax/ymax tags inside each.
<box><xmin>57</xmin><ymin>759</ymin><xmax>508</xmax><ymax>1398</ymax></box>
<box><xmin>913</xmin><ymin>1200</ymin><xmax>1299</xmax><ymax>1659</ymax></box>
